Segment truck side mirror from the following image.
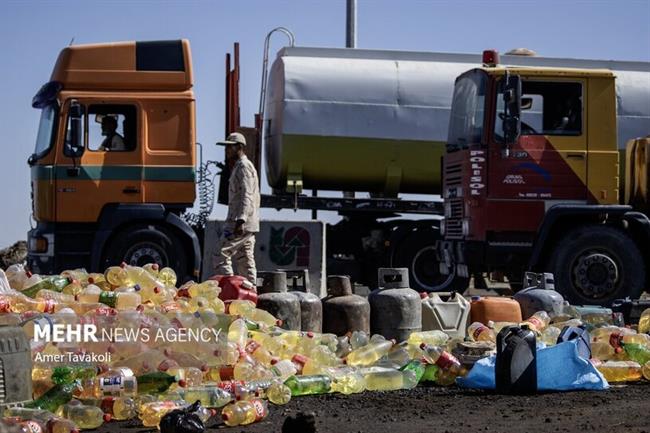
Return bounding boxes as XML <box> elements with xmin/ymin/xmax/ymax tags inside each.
<box><xmin>64</xmin><ymin>101</ymin><xmax>84</xmax><ymax>158</ymax></box>
<box><xmin>502</xmin><ymin>74</ymin><xmax>521</xmax><ymax>146</ymax></box>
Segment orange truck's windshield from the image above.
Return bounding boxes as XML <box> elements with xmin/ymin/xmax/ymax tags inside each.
<box><xmin>33</xmin><ymin>104</ymin><xmax>58</xmax><ymax>160</ymax></box>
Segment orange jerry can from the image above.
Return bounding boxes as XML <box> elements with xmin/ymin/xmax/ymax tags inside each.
<box><xmin>470</xmin><ymin>296</ymin><xmax>522</xmax><ymax>325</ymax></box>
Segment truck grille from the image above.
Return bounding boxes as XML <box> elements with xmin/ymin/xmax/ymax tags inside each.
<box><xmin>444</xmin><ymin>162</ymin><xmax>463</xmax><ymax>239</ymax></box>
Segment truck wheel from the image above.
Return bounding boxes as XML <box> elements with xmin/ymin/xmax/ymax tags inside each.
<box><xmin>547</xmin><ymin>225</ymin><xmax>644</xmax><ymax>305</ymax></box>
<box><xmin>392</xmin><ymin>232</ymin><xmax>469</xmax><ymax>292</ymax></box>
<box><xmin>103</xmin><ymin>224</ymin><xmax>188</xmax><ymax>281</ymax></box>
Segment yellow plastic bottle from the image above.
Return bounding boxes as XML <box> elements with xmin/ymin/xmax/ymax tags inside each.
<box><xmin>158</xmin><ymin>267</ymin><xmax>177</xmax><ymax>288</ymax></box>
<box><xmin>467</xmin><ymin>322</ymin><xmax>496</xmax><ymax>343</ymax></box>
<box><xmin>346</xmin><ymin>339</ymin><xmax>394</xmax><ymax>366</ymax></box>
<box><xmin>638</xmin><ymin>308</ymin><xmax>650</xmax><ymax>334</ymax></box>
<box><xmin>56</xmin><ymin>400</ymin><xmax>104</xmax><ymax>430</ymax></box>
<box><xmin>596</xmin><ymin>360</ymin><xmax>642</xmax><ymax>382</ymax></box>
<box><xmin>521</xmin><ymin>311</ymin><xmax>550</xmax><ymax>333</ymax></box>
<box><xmin>221</xmin><ymin>399</ymin><xmax>268</xmax><ymax>426</ymax></box>
<box><xmin>138</xmin><ymin>400</ymin><xmax>186</xmax><ymax>427</ymax></box>
<box><xmin>407</xmin><ymin>330</ymin><xmax>449</xmax><ymax>347</ymax></box>
<box><xmin>642</xmin><ymin>360</ymin><xmax>650</xmax><ymax>381</ymax></box>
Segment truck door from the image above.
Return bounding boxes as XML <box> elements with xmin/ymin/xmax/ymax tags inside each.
<box><xmin>489</xmin><ymin>78</ymin><xmax>588</xmax><ymax>205</ymax></box>
<box><xmin>56</xmin><ymin>101</ymin><xmax>143</xmax><ymax>223</ymax></box>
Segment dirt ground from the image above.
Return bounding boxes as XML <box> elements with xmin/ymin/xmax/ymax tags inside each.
<box><xmin>98</xmin><ymin>382</ymin><xmax>649</xmax><ymax>433</ymax></box>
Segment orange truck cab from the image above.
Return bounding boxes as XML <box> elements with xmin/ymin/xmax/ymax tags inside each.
<box><xmin>28</xmin><ymin>40</ymin><xmax>201</xmax><ymax>279</ymax></box>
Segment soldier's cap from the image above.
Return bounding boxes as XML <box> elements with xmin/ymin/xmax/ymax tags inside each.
<box><xmin>217</xmin><ymin>132</ymin><xmax>246</xmax><ymax>147</ymax></box>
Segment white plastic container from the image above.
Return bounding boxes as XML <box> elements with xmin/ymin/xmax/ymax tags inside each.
<box><xmin>421</xmin><ymin>292</ymin><xmax>470</xmax><ymax>339</ymax></box>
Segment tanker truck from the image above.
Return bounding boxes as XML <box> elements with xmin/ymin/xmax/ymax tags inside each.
<box><xmin>26</xmin><ymin>38</ymin><xmax>649</xmax><ymax>298</ymax></box>
<box><xmin>222</xmin><ymin>42</ymin><xmax>649</xmax><ymax>292</ymax></box>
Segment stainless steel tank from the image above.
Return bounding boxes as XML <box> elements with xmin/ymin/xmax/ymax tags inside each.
<box><xmin>264</xmin><ymin>46</ymin><xmax>649</xmax><ymax>195</ymax></box>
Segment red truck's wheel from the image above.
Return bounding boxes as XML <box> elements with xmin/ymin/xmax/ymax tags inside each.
<box><xmin>548</xmin><ymin>225</ymin><xmax>644</xmax><ymax>305</ymax></box>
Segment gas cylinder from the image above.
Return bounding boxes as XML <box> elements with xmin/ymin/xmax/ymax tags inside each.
<box><xmin>514</xmin><ymin>272</ymin><xmax>565</xmax><ymax>319</ymax></box>
<box><xmin>496</xmin><ymin>325</ymin><xmax>537</xmax><ymax>394</ymax></box>
<box><xmin>368</xmin><ymin>268</ymin><xmax>422</xmax><ymax>342</ymax></box>
<box><xmin>256</xmin><ymin>271</ymin><xmax>301</xmax><ymax>331</ymax></box>
<box><xmin>284</xmin><ymin>271</ymin><xmax>322</xmax><ymax>333</ymax></box>
<box><xmin>322</xmin><ymin>275</ymin><xmax>370</xmax><ymax>336</ymax></box>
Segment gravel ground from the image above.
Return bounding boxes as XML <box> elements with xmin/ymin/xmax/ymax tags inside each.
<box><xmin>96</xmin><ymin>382</ymin><xmax>649</xmax><ymax>433</ymax></box>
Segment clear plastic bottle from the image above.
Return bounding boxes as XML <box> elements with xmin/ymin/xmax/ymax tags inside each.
<box><xmin>56</xmin><ymin>400</ymin><xmax>104</xmax><ymax>430</ymax></box>
<box><xmin>77</xmin><ymin>285</ymin><xmax>141</xmax><ymax>310</ymax></box>
<box><xmin>4</xmin><ymin>407</ymin><xmax>79</xmax><ymax>433</ymax></box>
<box><xmin>221</xmin><ymin>399</ymin><xmax>268</xmax><ymax>426</ymax></box>
<box><xmin>638</xmin><ymin>308</ymin><xmax>650</xmax><ymax>334</ymax></box>
<box><xmin>138</xmin><ymin>400</ymin><xmax>187</xmax><ymax>427</ymax></box>
<box><xmin>521</xmin><ymin>311</ymin><xmax>550</xmax><ymax>333</ymax></box>
<box><xmin>345</xmin><ymin>339</ymin><xmax>394</xmax><ymax>366</ymax></box>
<box><xmin>182</xmin><ymin>385</ymin><xmax>233</xmax><ymax>408</ymax></box>
<box><xmin>228</xmin><ymin>318</ymin><xmax>249</xmax><ymax>348</ymax></box>
<box><xmin>467</xmin><ymin>322</ymin><xmax>496</xmax><ymax>343</ymax></box>
<box><xmin>349</xmin><ymin>330</ymin><xmax>369</xmax><ymax>349</ymax></box>
<box><xmin>363</xmin><ymin>367</ymin><xmax>417</xmax><ymax>391</ymax></box>
<box><xmin>77</xmin><ymin>371</ymin><xmax>137</xmax><ymax>399</ymax></box>
<box><xmin>407</xmin><ymin>330</ymin><xmax>449</xmax><ymax>347</ymax></box>
<box><xmin>643</xmin><ymin>360</ymin><xmax>650</xmax><ymax>381</ymax></box>
<box><xmin>326</xmin><ymin>367</ymin><xmax>366</xmax><ymax>395</ymax></box>
<box><xmin>419</xmin><ymin>344</ymin><xmax>467</xmax><ymax>376</ymax></box>
<box><xmin>97</xmin><ymin>396</ymin><xmax>138</xmax><ymax>420</ymax></box>
<box><xmin>158</xmin><ymin>267</ymin><xmax>177</xmax><ymax>287</ymax></box>
<box><xmin>540</xmin><ymin>326</ymin><xmax>561</xmax><ymax>346</ymax></box>
<box><xmin>266</xmin><ymin>382</ymin><xmax>292</xmax><ymax>405</ymax></box>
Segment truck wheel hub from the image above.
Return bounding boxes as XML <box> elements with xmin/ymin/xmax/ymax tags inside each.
<box><xmin>573</xmin><ymin>253</ymin><xmax>618</xmax><ymax>298</ymax></box>
<box><xmin>412</xmin><ymin>245</ymin><xmax>453</xmax><ymax>291</ymax></box>
<box><xmin>125</xmin><ymin>243</ymin><xmax>166</xmax><ymax>268</ymax></box>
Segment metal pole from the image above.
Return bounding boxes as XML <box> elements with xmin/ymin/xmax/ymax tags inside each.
<box><xmin>346</xmin><ymin>0</ymin><xmax>357</xmax><ymax>48</ymax></box>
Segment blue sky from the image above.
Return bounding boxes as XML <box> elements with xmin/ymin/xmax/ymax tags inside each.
<box><xmin>0</xmin><ymin>0</ymin><xmax>649</xmax><ymax>248</ymax></box>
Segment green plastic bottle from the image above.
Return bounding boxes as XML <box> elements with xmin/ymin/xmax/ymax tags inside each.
<box><xmin>136</xmin><ymin>372</ymin><xmax>177</xmax><ymax>394</ymax></box>
<box><xmin>623</xmin><ymin>343</ymin><xmax>650</xmax><ymax>365</ymax></box>
<box><xmin>26</xmin><ymin>382</ymin><xmax>80</xmax><ymax>412</ymax></box>
<box><xmin>400</xmin><ymin>360</ymin><xmax>426</xmax><ymax>383</ymax></box>
<box><xmin>284</xmin><ymin>375</ymin><xmax>332</xmax><ymax>396</ymax></box>
<box><xmin>51</xmin><ymin>365</ymin><xmax>97</xmax><ymax>385</ymax></box>
<box><xmin>421</xmin><ymin>364</ymin><xmax>440</xmax><ymax>383</ymax></box>
<box><xmin>22</xmin><ymin>276</ymin><xmax>71</xmax><ymax>298</ymax></box>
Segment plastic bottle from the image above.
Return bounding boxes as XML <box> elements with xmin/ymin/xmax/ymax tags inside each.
<box><xmin>77</xmin><ymin>371</ymin><xmax>137</xmax><ymax>399</ymax></box>
<box><xmin>228</xmin><ymin>318</ymin><xmax>249</xmax><ymax>349</ymax></box>
<box><xmin>345</xmin><ymin>339</ymin><xmax>394</xmax><ymax>366</ymax></box>
<box><xmin>595</xmin><ymin>360</ymin><xmax>642</xmax><ymax>382</ymax></box>
<box><xmin>136</xmin><ymin>371</ymin><xmax>179</xmax><ymax>394</ymax></box>
<box><xmin>400</xmin><ymin>359</ymin><xmax>426</xmax><ymax>383</ymax></box>
<box><xmin>266</xmin><ymin>382</ymin><xmax>292</xmax><ymax>405</ymax></box>
<box><xmin>406</xmin><ymin>329</ymin><xmax>449</xmax><ymax>347</ymax></box>
<box><xmin>0</xmin><ymin>293</ymin><xmax>61</xmax><ymax>314</ymax></box>
<box><xmin>419</xmin><ymin>344</ymin><xmax>467</xmax><ymax>376</ymax></box>
<box><xmin>643</xmin><ymin>360</ymin><xmax>650</xmax><ymax>381</ymax></box>
<box><xmin>521</xmin><ymin>311</ymin><xmax>550</xmax><ymax>333</ymax></box>
<box><xmin>325</xmin><ymin>367</ymin><xmax>366</xmax><ymax>394</ymax></box>
<box><xmin>51</xmin><ymin>365</ymin><xmax>97</xmax><ymax>385</ymax></box>
<box><xmin>97</xmin><ymin>396</ymin><xmax>138</xmax><ymax>420</ymax></box>
<box><xmin>3</xmin><ymin>407</ymin><xmax>79</xmax><ymax>433</ymax></box>
<box><xmin>77</xmin><ymin>285</ymin><xmax>141</xmax><ymax>310</ymax></box>
<box><xmin>467</xmin><ymin>322</ymin><xmax>496</xmax><ymax>343</ymax></box>
<box><xmin>21</xmin><ymin>276</ymin><xmax>71</xmax><ymax>298</ymax></box>
<box><xmin>139</xmin><ymin>400</ymin><xmax>187</xmax><ymax>427</ymax></box>
<box><xmin>639</xmin><ymin>308</ymin><xmax>650</xmax><ymax>334</ymax></box>
<box><xmin>5</xmin><ymin>264</ymin><xmax>30</xmax><ymax>290</ymax></box>
<box><xmin>620</xmin><ymin>343</ymin><xmax>650</xmax><ymax>365</ymax></box>
<box><xmin>421</xmin><ymin>364</ymin><xmax>440</xmax><ymax>383</ymax></box>
<box><xmin>35</xmin><ymin>289</ymin><xmax>76</xmax><ymax>304</ymax></box>
<box><xmin>540</xmin><ymin>326</ymin><xmax>561</xmax><ymax>346</ymax></box>
<box><xmin>56</xmin><ymin>401</ymin><xmax>104</xmax><ymax>430</ymax></box>
<box><xmin>609</xmin><ymin>332</ymin><xmax>650</xmax><ymax>350</ymax></box>
<box><xmin>182</xmin><ymin>386</ymin><xmax>233</xmax><ymax>408</ymax></box>
<box><xmin>26</xmin><ymin>382</ymin><xmax>81</xmax><ymax>413</ymax></box>
<box><xmin>284</xmin><ymin>375</ymin><xmax>332</xmax><ymax>396</ymax></box>
<box><xmin>221</xmin><ymin>399</ymin><xmax>268</xmax><ymax>426</ymax></box>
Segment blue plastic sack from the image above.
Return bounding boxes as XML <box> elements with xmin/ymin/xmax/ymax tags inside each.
<box><xmin>457</xmin><ymin>340</ymin><xmax>609</xmax><ymax>391</ymax></box>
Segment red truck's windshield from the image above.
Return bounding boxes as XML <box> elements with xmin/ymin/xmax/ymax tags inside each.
<box><xmin>447</xmin><ymin>70</ymin><xmax>487</xmax><ymax>151</ymax></box>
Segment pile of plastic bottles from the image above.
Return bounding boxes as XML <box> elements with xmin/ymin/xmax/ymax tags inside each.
<box><xmin>0</xmin><ymin>263</ymin><xmax>648</xmax><ymax>432</ymax></box>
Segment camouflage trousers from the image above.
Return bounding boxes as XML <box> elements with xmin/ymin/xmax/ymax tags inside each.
<box><xmin>213</xmin><ymin>231</ymin><xmax>257</xmax><ymax>284</ymax></box>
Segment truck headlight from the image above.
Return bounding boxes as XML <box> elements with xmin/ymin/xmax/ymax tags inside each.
<box><xmin>29</xmin><ymin>237</ymin><xmax>48</xmax><ymax>253</ymax></box>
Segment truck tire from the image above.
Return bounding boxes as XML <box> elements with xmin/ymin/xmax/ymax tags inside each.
<box><xmin>102</xmin><ymin>224</ymin><xmax>189</xmax><ymax>282</ymax></box>
<box><xmin>547</xmin><ymin>225</ymin><xmax>644</xmax><ymax>305</ymax></box>
<box><xmin>392</xmin><ymin>232</ymin><xmax>469</xmax><ymax>292</ymax></box>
